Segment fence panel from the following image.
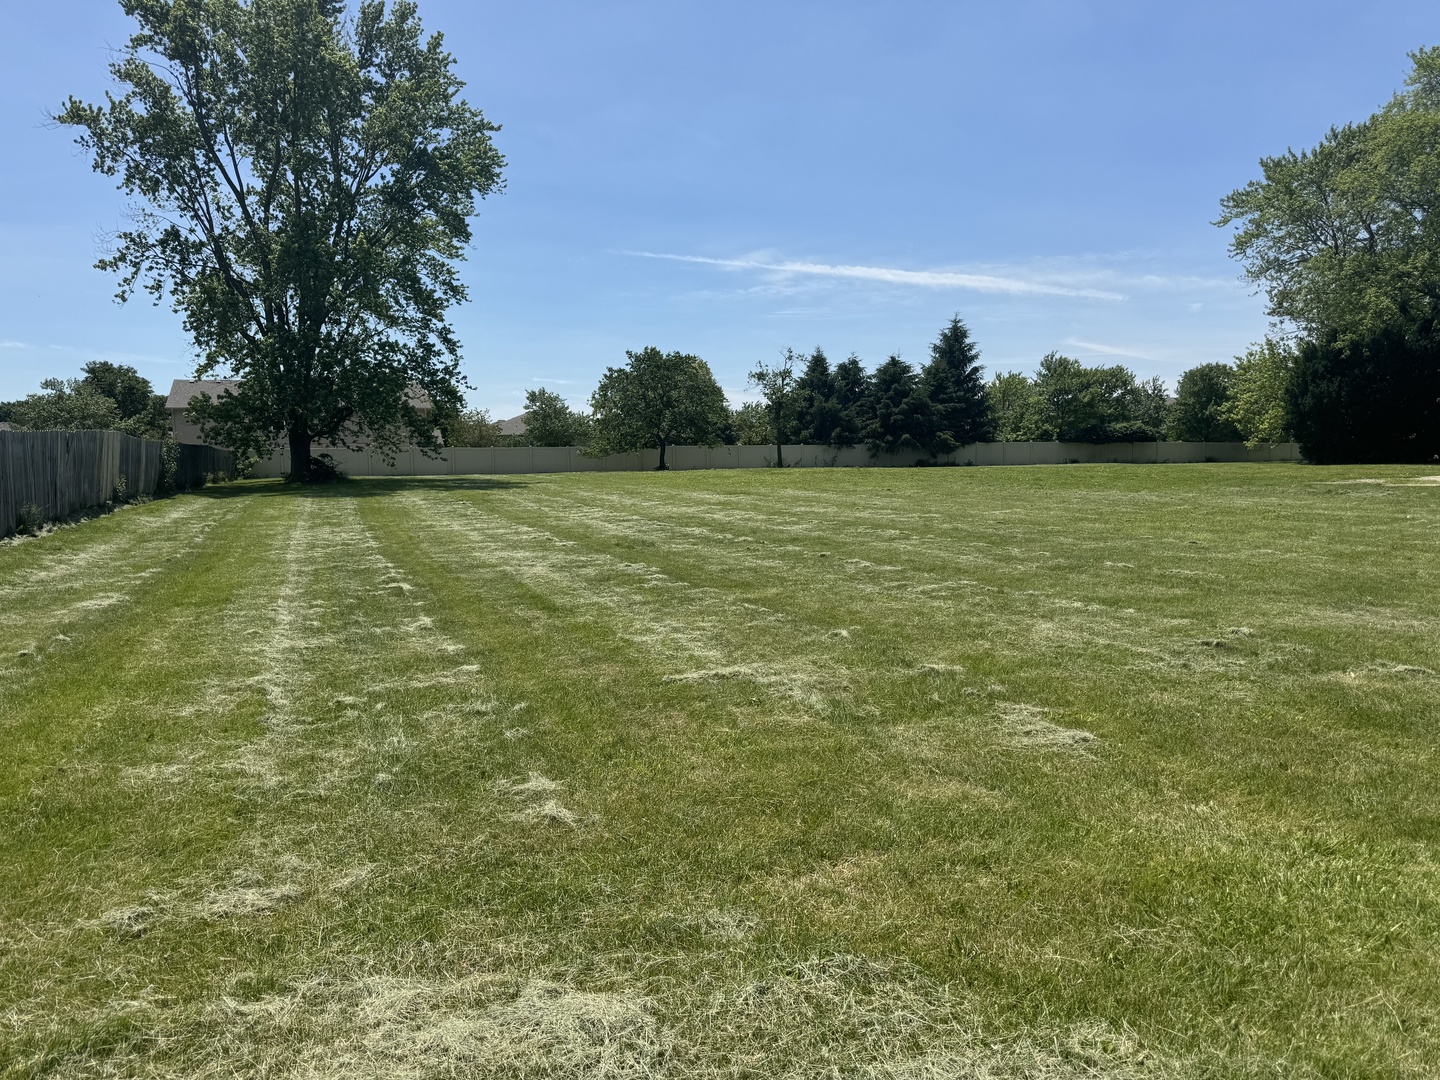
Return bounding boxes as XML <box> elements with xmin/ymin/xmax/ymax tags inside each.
<box><xmin>233</xmin><ymin>440</ymin><xmax>1307</xmax><ymax>480</ymax></box>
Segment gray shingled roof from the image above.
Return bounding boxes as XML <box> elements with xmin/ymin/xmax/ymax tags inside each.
<box><xmin>166</xmin><ymin>379</ymin><xmax>238</xmax><ymax>410</ymax></box>
<box><xmin>496</xmin><ymin>412</ymin><xmax>528</xmax><ymax>436</ymax></box>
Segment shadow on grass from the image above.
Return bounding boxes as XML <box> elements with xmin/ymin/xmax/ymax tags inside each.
<box><xmin>190</xmin><ymin>475</ymin><xmax>533</xmax><ymax>501</ymax></box>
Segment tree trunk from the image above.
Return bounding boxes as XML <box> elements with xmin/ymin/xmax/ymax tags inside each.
<box><xmin>657</xmin><ymin>441</ymin><xmax>668</xmax><ymax>470</ymax></box>
<box><xmin>288</xmin><ymin>421</ymin><xmax>312</xmax><ymax>482</ymax></box>
<box><xmin>774</xmin><ymin>438</ymin><xmax>783</xmax><ymax>468</ymax></box>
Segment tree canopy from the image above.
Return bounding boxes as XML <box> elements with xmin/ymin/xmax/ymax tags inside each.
<box><xmin>1218</xmin><ymin>47</ymin><xmax>1440</xmax><ymax>342</ymax></box>
<box><xmin>588</xmin><ymin>347</ymin><xmax>729</xmax><ymax>468</ymax></box>
<box><xmin>2</xmin><ymin>362</ymin><xmax>168</xmax><ymax>438</ymax></box>
<box><xmin>1166</xmin><ymin>363</ymin><xmax>1241</xmax><ymax>442</ymax></box>
<box><xmin>1223</xmin><ymin>339</ymin><xmax>1295</xmax><ymax>448</ymax></box>
<box><xmin>59</xmin><ymin>0</ymin><xmax>504</xmax><ymax>479</ymax></box>
<box><xmin>1288</xmin><ymin>325</ymin><xmax>1440</xmax><ymax>463</ymax></box>
<box><xmin>520</xmin><ymin>388</ymin><xmax>592</xmax><ymax>447</ymax></box>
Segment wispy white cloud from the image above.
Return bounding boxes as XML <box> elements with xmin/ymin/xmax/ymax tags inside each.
<box><xmin>1064</xmin><ymin>337</ymin><xmax>1155</xmax><ymax>361</ymax></box>
<box><xmin>0</xmin><ymin>340</ymin><xmax>30</xmax><ymax>349</ymax></box>
<box><xmin>627</xmin><ymin>251</ymin><xmax>1127</xmax><ymax>301</ymax></box>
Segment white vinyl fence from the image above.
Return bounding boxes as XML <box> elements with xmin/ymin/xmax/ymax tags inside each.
<box><xmin>247</xmin><ymin>440</ymin><xmax>1303</xmax><ymax>478</ymax></box>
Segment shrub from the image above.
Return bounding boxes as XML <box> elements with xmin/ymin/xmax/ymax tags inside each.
<box><xmin>288</xmin><ymin>453</ymin><xmax>346</xmax><ymax>484</ymax></box>
<box><xmin>15</xmin><ymin>503</ymin><xmax>46</xmax><ymax>536</ymax></box>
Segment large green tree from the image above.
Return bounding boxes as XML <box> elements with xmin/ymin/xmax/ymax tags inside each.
<box><xmin>985</xmin><ymin>372</ymin><xmax>1040</xmax><ymax>441</ymax></box>
<box><xmin>1218</xmin><ymin>47</ymin><xmax>1440</xmax><ymax>341</ymax></box>
<box><xmin>825</xmin><ymin>354</ymin><xmax>870</xmax><ymax>447</ymax></box>
<box><xmin>59</xmin><ymin>0</ymin><xmax>505</xmax><ymax>480</ymax></box>
<box><xmin>920</xmin><ymin>315</ymin><xmax>991</xmax><ymax>454</ymax></box>
<box><xmin>791</xmin><ymin>347</ymin><xmax>839</xmax><ymax>445</ymax></box>
<box><xmin>7</xmin><ymin>380</ymin><xmax>124</xmax><ymax>432</ymax></box>
<box><xmin>1031</xmin><ymin>353</ymin><xmax>1142</xmax><ymax>442</ymax></box>
<box><xmin>588</xmin><ymin>347</ymin><xmax>729</xmax><ymax>469</ymax></box>
<box><xmin>1288</xmin><ymin>325</ymin><xmax>1440</xmax><ymax>463</ymax></box>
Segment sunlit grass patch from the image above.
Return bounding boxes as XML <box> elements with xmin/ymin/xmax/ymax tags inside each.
<box><xmin>2</xmin><ymin>465</ymin><xmax>1439</xmax><ymax>1076</ymax></box>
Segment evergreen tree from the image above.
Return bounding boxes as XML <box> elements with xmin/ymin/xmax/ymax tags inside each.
<box><xmin>1288</xmin><ymin>324</ymin><xmax>1440</xmax><ymax>463</ymax></box>
<box><xmin>792</xmin><ymin>347</ymin><xmax>839</xmax><ymax>443</ymax></box>
<box><xmin>920</xmin><ymin>316</ymin><xmax>992</xmax><ymax>454</ymax></box>
<box><xmin>828</xmin><ymin>354</ymin><xmax>871</xmax><ymax>447</ymax></box>
<box><xmin>864</xmin><ymin>355</ymin><xmax>932</xmax><ymax>454</ymax></box>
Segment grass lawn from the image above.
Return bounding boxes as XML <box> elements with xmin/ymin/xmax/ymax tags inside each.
<box><xmin>2</xmin><ymin>463</ymin><xmax>1439</xmax><ymax>1078</ymax></box>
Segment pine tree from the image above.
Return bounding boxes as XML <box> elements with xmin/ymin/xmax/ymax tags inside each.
<box><xmin>920</xmin><ymin>316</ymin><xmax>992</xmax><ymax>454</ymax></box>
<box><xmin>828</xmin><ymin>354</ymin><xmax>871</xmax><ymax>447</ymax></box>
<box><xmin>864</xmin><ymin>355</ymin><xmax>932</xmax><ymax>454</ymax></box>
<box><xmin>792</xmin><ymin>348</ymin><xmax>838</xmax><ymax>443</ymax></box>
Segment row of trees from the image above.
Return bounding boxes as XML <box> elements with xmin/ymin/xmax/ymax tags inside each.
<box><xmin>441</xmin><ymin>318</ymin><xmax>1289</xmax><ymax>463</ymax></box>
<box><xmin>0</xmin><ymin>362</ymin><xmax>170</xmax><ymax>439</ymax></box>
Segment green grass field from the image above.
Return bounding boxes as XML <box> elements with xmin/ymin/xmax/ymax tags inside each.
<box><xmin>2</xmin><ymin>464</ymin><xmax>1439</xmax><ymax>1078</ymax></box>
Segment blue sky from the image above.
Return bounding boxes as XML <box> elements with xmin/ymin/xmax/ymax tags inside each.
<box><xmin>1</xmin><ymin>1</ymin><xmax>1436</xmax><ymax>415</ymax></box>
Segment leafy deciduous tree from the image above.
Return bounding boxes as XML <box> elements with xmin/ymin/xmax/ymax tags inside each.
<box><xmin>439</xmin><ymin>406</ymin><xmax>501</xmax><ymax>447</ymax></box>
<box><xmin>59</xmin><ymin>0</ymin><xmax>505</xmax><ymax>480</ymax></box>
<box><xmin>729</xmin><ymin>401</ymin><xmax>772</xmax><ymax>445</ymax></box>
<box><xmin>1166</xmin><ymin>363</ymin><xmax>1241</xmax><ymax>442</ymax></box>
<box><xmin>748</xmin><ymin>349</ymin><xmax>800</xmax><ymax>467</ymax></box>
<box><xmin>588</xmin><ymin>347</ymin><xmax>729</xmax><ymax>469</ymax></box>
<box><xmin>985</xmin><ymin>372</ymin><xmax>1040</xmax><ymax>442</ymax></box>
<box><xmin>1223</xmin><ymin>339</ymin><xmax>1296</xmax><ymax>447</ymax></box>
<box><xmin>1031</xmin><ymin>353</ymin><xmax>1147</xmax><ymax>442</ymax></box>
<box><xmin>1218</xmin><ymin>48</ymin><xmax>1440</xmax><ymax>343</ymax></box>
<box><xmin>522</xmin><ymin>387</ymin><xmax>591</xmax><ymax>446</ymax></box>
<box><xmin>8</xmin><ymin>380</ymin><xmax>124</xmax><ymax>432</ymax></box>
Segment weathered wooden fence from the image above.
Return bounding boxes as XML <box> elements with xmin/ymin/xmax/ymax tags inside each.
<box><xmin>1</xmin><ymin>430</ymin><xmax>235</xmax><ymax>539</ymax></box>
<box><xmin>248</xmin><ymin>440</ymin><xmax>1305</xmax><ymax>478</ymax></box>
<box><xmin>175</xmin><ymin>443</ymin><xmax>237</xmax><ymax>492</ymax></box>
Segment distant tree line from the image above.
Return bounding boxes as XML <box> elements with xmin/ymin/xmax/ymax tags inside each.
<box><xmin>437</xmin><ymin>316</ymin><xmax>1293</xmax><ymax>462</ymax></box>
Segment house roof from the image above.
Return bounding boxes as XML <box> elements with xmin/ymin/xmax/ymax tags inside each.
<box><xmin>166</xmin><ymin>378</ymin><xmax>434</xmax><ymax>412</ymax></box>
<box><xmin>166</xmin><ymin>379</ymin><xmax>238</xmax><ymax>410</ymax></box>
<box><xmin>496</xmin><ymin>412</ymin><xmax>528</xmax><ymax>436</ymax></box>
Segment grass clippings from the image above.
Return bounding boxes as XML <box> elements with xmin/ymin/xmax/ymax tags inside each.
<box><xmin>4</xmin><ymin>464</ymin><xmax>1440</xmax><ymax>1077</ymax></box>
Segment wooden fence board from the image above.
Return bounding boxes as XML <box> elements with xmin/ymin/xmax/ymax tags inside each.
<box><xmin>0</xmin><ymin>431</ymin><xmax>233</xmax><ymax>538</ymax></box>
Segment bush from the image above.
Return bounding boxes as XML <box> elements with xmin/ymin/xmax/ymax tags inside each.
<box><xmin>15</xmin><ymin>503</ymin><xmax>46</xmax><ymax>536</ymax></box>
<box><xmin>288</xmin><ymin>453</ymin><xmax>347</xmax><ymax>484</ymax></box>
